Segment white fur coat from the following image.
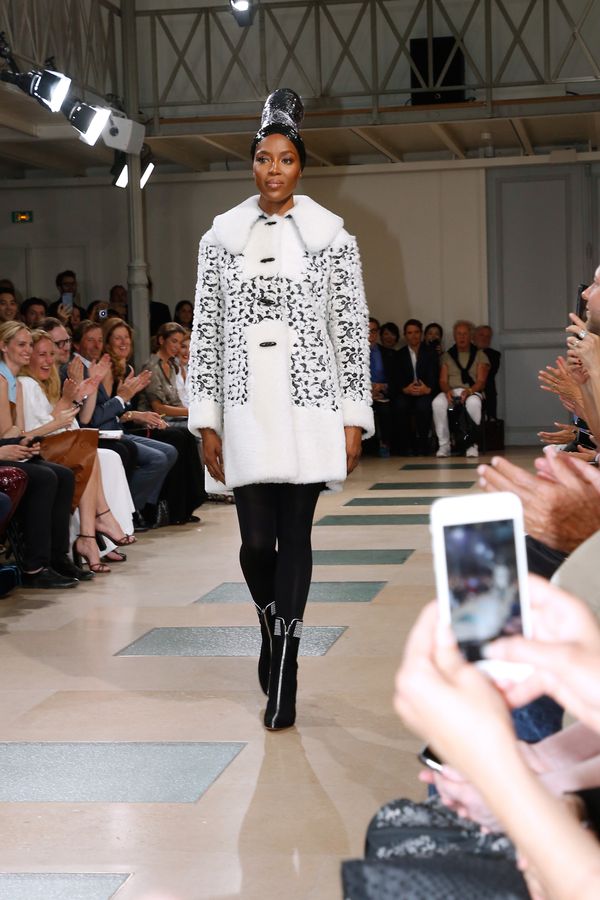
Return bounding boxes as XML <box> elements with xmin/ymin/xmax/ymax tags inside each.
<box><xmin>188</xmin><ymin>194</ymin><xmax>374</xmax><ymax>491</ymax></box>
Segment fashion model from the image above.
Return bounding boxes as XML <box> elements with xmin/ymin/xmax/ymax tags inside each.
<box><xmin>188</xmin><ymin>88</ymin><xmax>374</xmax><ymax>730</ymax></box>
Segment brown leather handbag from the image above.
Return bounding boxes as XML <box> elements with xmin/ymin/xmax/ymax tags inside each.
<box><xmin>39</xmin><ymin>428</ymin><xmax>98</xmax><ymax>511</ymax></box>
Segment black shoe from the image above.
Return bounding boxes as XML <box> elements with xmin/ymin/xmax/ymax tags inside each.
<box><xmin>52</xmin><ymin>554</ymin><xmax>95</xmax><ymax>582</ymax></box>
<box><xmin>132</xmin><ymin>511</ymin><xmax>149</xmax><ymax>533</ymax></box>
<box><xmin>264</xmin><ymin>617</ymin><xmax>302</xmax><ymax>730</ymax></box>
<box><xmin>255</xmin><ymin>601</ymin><xmax>276</xmax><ymax>695</ymax></box>
<box><xmin>22</xmin><ymin>567</ymin><xmax>78</xmax><ymax>590</ymax></box>
<box><xmin>150</xmin><ymin>499</ymin><xmax>170</xmax><ymax>529</ymax></box>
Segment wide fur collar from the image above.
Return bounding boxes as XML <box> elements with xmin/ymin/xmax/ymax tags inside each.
<box><xmin>212</xmin><ymin>194</ymin><xmax>344</xmax><ymax>255</ymax></box>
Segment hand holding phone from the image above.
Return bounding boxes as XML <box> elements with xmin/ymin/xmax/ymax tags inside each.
<box><xmin>418</xmin><ymin>745</ymin><xmax>444</xmax><ymax>772</ymax></box>
<box><xmin>430</xmin><ymin>492</ymin><xmax>532</xmax><ymax>682</ymax></box>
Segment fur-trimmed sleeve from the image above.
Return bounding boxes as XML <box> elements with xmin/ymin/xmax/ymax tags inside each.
<box><xmin>326</xmin><ymin>232</ymin><xmax>375</xmax><ymax>439</ymax></box>
<box><xmin>187</xmin><ymin>233</ymin><xmax>225</xmax><ymax>437</ymax></box>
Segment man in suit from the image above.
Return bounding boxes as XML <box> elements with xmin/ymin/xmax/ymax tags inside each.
<box><xmin>474</xmin><ymin>325</ymin><xmax>501</xmax><ymax>419</ymax></box>
<box><xmin>393</xmin><ymin>318</ymin><xmax>439</xmax><ymax>455</ymax></box>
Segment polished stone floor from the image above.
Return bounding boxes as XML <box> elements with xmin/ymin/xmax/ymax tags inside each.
<box><xmin>0</xmin><ymin>450</ymin><xmax>533</xmax><ymax>899</ymax></box>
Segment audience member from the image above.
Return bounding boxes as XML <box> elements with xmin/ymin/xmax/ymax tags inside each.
<box><xmin>368</xmin><ymin>317</ymin><xmax>395</xmax><ymax>457</ymax></box>
<box><xmin>48</xmin><ymin>270</ymin><xmax>83</xmax><ymax>329</ymax></box>
<box><xmin>173</xmin><ymin>300</ymin><xmax>193</xmax><ymax>328</ymax></box>
<box><xmin>140</xmin><ymin>323</ymin><xmax>188</xmax><ymax>419</ymax></box>
<box><xmin>393</xmin><ymin>318</ymin><xmax>439</xmax><ymax>455</ymax></box>
<box><xmin>379</xmin><ymin>321</ymin><xmax>400</xmax><ymax>350</ymax></box>
<box><xmin>0</xmin><ymin>322</ymin><xmax>80</xmax><ymax>588</ymax></box>
<box><xmin>175</xmin><ymin>330</ymin><xmax>191</xmax><ymax>408</ymax></box>
<box><xmin>72</xmin><ymin>320</ymin><xmax>176</xmax><ymax>531</ymax></box>
<box><xmin>20</xmin><ymin>297</ymin><xmax>48</xmax><ymax>328</ymax></box>
<box><xmin>86</xmin><ymin>300</ymin><xmax>110</xmax><ymax>322</ymax></box>
<box><xmin>475</xmin><ymin>324</ymin><xmax>502</xmax><ymax>419</ymax></box>
<box><xmin>0</xmin><ymin>288</ymin><xmax>19</xmax><ymax>324</ymax></box>
<box><xmin>424</xmin><ymin>321</ymin><xmax>444</xmax><ymax>355</ymax></box>
<box><xmin>432</xmin><ymin>320</ymin><xmax>489</xmax><ymax>458</ymax></box>
<box><xmin>18</xmin><ymin>330</ymin><xmax>134</xmax><ymax>573</ymax></box>
<box><xmin>108</xmin><ymin>285</ymin><xmax>129</xmax><ymax>321</ymax></box>
<box><xmin>394</xmin><ymin>576</ymin><xmax>600</xmax><ymax>900</ymax></box>
<box><xmin>103</xmin><ymin>318</ymin><xmax>206</xmax><ymax>525</ymax></box>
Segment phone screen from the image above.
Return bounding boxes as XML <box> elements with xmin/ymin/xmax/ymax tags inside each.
<box><xmin>443</xmin><ymin>519</ymin><xmax>523</xmax><ymax>661</ymax></box>
<box><xmin>62</xmin><ymin>292</ymin><xmax>73</xmax><ymax>311</ymax></box>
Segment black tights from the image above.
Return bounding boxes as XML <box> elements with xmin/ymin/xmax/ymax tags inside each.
<box><xmin>233</xmin><ymin>482</ymin><xmax>322</xmax><ymax>624</ymax></box>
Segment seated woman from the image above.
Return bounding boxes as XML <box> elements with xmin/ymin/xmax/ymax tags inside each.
<box><xmin>139</xmin><ymin>322</ymin><xmax>188</xmax><ymax>421</ymax></box>
<box><xmin>103</xmin><ymin>318</ymin><xmax>206</xmax><ymax>525</ymax></box>
<box><xmin>176</xmin><ymin>329</ymin><xmax>191</xmax><ymax>408</ymax></box>
<box><xmin>6</xmin><ymin>327</ymin><xmax>134</xmax><ymax>573</ymax></box>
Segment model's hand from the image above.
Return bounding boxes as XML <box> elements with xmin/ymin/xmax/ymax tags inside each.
<box><xmin>201</xmin><ymin>428</ymin><xmax>225</xmax><ymax>483</ymax></box>
<box><xmin>345</xmin><ymin>426</ymin><xmax>362</xmax><ymax>474</ymax></box>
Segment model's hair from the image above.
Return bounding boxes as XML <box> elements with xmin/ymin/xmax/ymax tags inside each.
<box><xmin>102</xmin><ymin>317</ymin><xmax>134</xmax><ymax>382</ymax></box>
<box><xmin>403</xmin><ymin>318</ymin><xmax>423</xmax><ymax>334</ymax></box>
<box><xmin>55</xmin><ymin>269</ymin><xmax>76</xmax><ymax>290</ymax></box>
<box><xmin>380</xmin><ymin>321</ymin><xmax>400</xmax><ymax>341</ymax></box>
<box><xmin>453</xmin><ymin>319</ymin><xmax>475</xmax><ymax>336</ymax></box>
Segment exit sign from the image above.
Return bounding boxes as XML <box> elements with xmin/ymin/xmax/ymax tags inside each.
<box><xmin>11</xmin><ymin>211</ymin><xmax>33</xmax><ymax>223</ymax></box>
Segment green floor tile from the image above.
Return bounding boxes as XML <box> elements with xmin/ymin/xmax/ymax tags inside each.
<box><xmin>0</xmin><ymin>874</ymin><xmax>128</xmax><ymax>900</ymax></box>
<box><xmin>345</xmin><ymin>497</ymin><xmax>435</xmax><ymax>506</ymax></box>
<box><xmin>197</xmin><ymin>581</ymin><xmax>386</xmax><ymax>603</ymax></box>
<box><xmin>316</xmin><ymin>514</ymin><xmax>429</xmax><ymax>526</ymax></box>
<box><xmin>369</xmin><ymin>482</ymin><xmax>475</xmax><ymax>490</ymax></box>
<box><xmin>401</xmin><ymin>463</ymin><xmax>480</xmax><ymax>470</ymax></box>
<box><xmin>312</xmin><ymin>549</ymin><xmax>414</xmax><ymax>565</ymax></box>
<box><xmin>117</xmin><ymin>626</ymin><xmax>346</xmax><ymax>657</ymax></box>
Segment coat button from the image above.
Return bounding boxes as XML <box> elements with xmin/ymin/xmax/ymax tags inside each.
<box><xmin>259</xmin><ymin>341</ymin><xmax>277</xmax><ymax>348</ymax></box>
<box><xmin>258</xmin><ymin>297</ymin><xmax>275</xmax><ymax>305</ymax></box>
<box><xmin>260</xmin><ymin>257</ymin><xmax>275</xmax><ymax>263</ymax></box>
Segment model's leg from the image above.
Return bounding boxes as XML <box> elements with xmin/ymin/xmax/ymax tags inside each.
<box><xmin>264</xmin><ymin>482</ymin><xmax>322</xmax><ymax>730</ymax></box>
<box><xmin>233</xmin><ymin>483</ymin><xmax>278</xmax><ymax>694</ymax></box>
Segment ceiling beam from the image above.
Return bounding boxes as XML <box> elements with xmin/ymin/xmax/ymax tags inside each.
<box><xmin>350</xmin><ymin>127</ymin><xmax>403</xmax><ymax>162</ymax></box>
<box><xmin>510</xmin><ymin>117</ymin><xmax>534</xmax><ymax>155</ymax></box>
<box><xmin>429</xmin><ymin>123</ymin><xmax>465</xmax><ymax>159</ymax></box>
<box><xmin>305</xmin><ymin>147</ymin><xmax>334</xmax><ymax>166</ymax></box>
<box><xmin>197</xmin><ymin>134</ymin><xmax>247</xmax><ymax>162</ymax></box>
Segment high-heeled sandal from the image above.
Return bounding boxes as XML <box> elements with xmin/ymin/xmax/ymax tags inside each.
<box><xmin>105</xmin><ymin>549</ymin><xmax>127</xmax><ymax>563</ymax></box>
<box><xmin>95</xmin><ymin>509</ymin><xmax>136</xmax><ymax>546</ymax></box>
<box><xmin>73</xmin><ymin>535</ymin><xmax>111</xmax><ymax>574</ymax></box>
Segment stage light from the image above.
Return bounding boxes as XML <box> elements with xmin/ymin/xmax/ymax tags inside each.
<box><xmin>111</xmin><ymin>150</ymin><xmax>128</xmax><ymax>188</ymax></box>
<box><xmin>140</xmin><ymin>146</ymin><xmax>155</xmax><ymax>189</ymax></box>
<box><xmin>229</xmin><ymin>0</ymin><xmax>255</xmax><ymax>27</ymax></box>
<box><xmin>64</xmin><ymin>99</ymin><xmax>111</xmax><ymax>146</ymax></box>
<box><xmin>110</xmin><ymin>146</ymin><xmax>155</xmax><ymax>190</ymax></box>
<box><xmin>102</xmin><ymin>112</ymin><xmax>145</xmax><ymax>154</ymax></box>
<box><xmin>0</xmin><ymin>67</ymin><xmax>71</xmax><ymax>112</ymax></box>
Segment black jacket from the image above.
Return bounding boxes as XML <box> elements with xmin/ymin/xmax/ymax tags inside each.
<box><xmin>396</xmin><ymin>344</ymin><xmax>440</xmax><ymax>393</ymax></box>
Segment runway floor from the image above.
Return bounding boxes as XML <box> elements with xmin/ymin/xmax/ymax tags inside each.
<box><xmin>0</xmin><ymin>448</ymin><xmax>536</xmax><ymax>899</ymax></box>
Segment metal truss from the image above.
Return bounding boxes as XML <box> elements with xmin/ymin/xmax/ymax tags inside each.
<box><xmin>0</xmin><ymin>0</ymin><xmax>120</xmax><ymax>101</ymax></box>
<box><xmin>135</xmin><ymin>0</ymin><xmax>600</xmax><ymax>127</ymax></box>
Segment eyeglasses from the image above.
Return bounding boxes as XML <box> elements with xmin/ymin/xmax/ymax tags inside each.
<box><xmin>54</xmin><ymin>338</ymin><xmax>72</xmax><ymax>349</ymax></box>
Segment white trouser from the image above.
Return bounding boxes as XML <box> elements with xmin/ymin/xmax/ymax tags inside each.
<box><xmin>433</xmin><ymin>389</ymin><xmax>482</xmax><ymax>448</ymax></box>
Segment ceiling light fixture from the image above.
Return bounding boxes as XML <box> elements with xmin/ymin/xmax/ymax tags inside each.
<box><xmin>63</xmin><ymin>98</ymin><xmax>111</xmax><ymax>146</ymax></box>
<box><xmin>229</xmin><ymin>0</ymin><xmax>255</xmax><ymax>27</ymax></box>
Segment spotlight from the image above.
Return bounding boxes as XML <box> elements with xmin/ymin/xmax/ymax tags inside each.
<box><xmin>63</xmin><ymin>98</ymin><xmax>110</xmax><ymax>146</ymax></box>
<box><xmin>0</xmin><ymin>68</ymin><xmax>71</xmax><ymax>112</ymax></box>
<box><xmin>102</xmin><ymin>111</ymin><xmax>145</xmax><ymax>154</ymax></box>
<box><xmin>110</xmin><ymin>145</ymin><xmax>156</xmax><ymax>190</ymax></box>
<box><xmin>140</xmin><ymin>145</ymin><xmax>155</xmax><ymax>189</ymax></box>
<box><xmin>229</xmin><ymin>0</ymin><xmax>255</xmax><ymax>27</ymax></box>
<box><xmin>110</xmin><ymin>150</ymin><xmax>128</xmax><ymax>188</ymax></box>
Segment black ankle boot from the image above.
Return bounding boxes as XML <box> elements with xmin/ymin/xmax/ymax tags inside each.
<box><xmin>255</xmin><ymin>601</ymin><xmax>276</xmax><ymax>695</ymax></box>
<box><xmin>264</xmin><ymin>617</ymin><xmax>302</xmax><ymax>731</ymax></box>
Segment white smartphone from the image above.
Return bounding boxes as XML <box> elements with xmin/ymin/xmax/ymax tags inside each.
<box><xmin>430</xmin><ymin>492</ymin><xmax>532</xmax><ymax>682</ymax></box>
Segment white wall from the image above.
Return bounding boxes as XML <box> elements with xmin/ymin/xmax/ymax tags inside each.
<box><xmin>0</xmin><ymin>165</ymin><xmax>488</xmax><ymax>336</ymax></box>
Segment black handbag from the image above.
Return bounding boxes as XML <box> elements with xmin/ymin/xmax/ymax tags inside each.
<box><xmin>447</xmin><ymin>401</ymin><xmax>478</xmax><ymax>451</ymax></box>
